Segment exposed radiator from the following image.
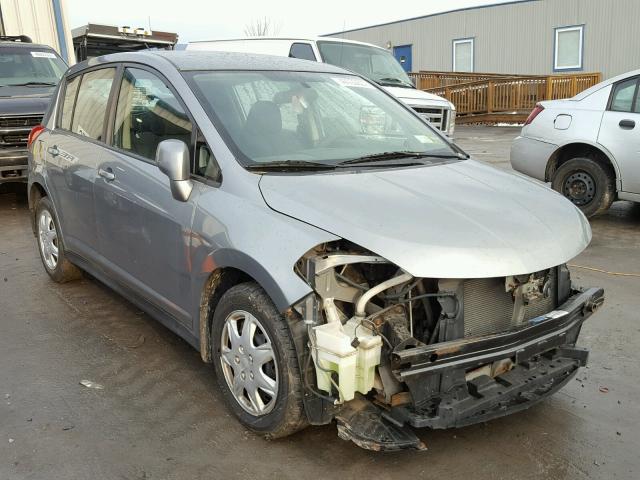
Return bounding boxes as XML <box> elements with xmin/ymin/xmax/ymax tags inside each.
<box><xmin>463</xmin><ymin>270</ymin><xmax>557</xmax><ymax>338</ymax></box>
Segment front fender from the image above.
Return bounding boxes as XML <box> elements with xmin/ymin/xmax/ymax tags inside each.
<box><xmin>206</xmin><ymin>247</ymin><xmax>312</xmax><ymax>312</ymax></box>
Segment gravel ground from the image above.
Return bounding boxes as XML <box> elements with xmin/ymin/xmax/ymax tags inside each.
<box><xmin>1</xmin><ymin>125</ymin><xmax>638</xmax><ymax>479</ymax></box>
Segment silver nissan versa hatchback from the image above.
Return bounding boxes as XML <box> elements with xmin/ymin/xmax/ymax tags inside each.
<box><xmin>28</xmin><ymin>51</ymin><xmax>604</xmax><ymax>451</ymax></box>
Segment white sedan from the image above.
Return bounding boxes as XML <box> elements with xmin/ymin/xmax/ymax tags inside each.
<box><xmin>510</xmin><ymin>70</ymin><xmax>640</xmax><ymax>217</ymax></box>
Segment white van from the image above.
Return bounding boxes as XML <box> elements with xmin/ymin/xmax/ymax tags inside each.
<box><xmin>187</xmin><ymin>37</ymin><xmax>456</xmax><ymax>137</ymax></box>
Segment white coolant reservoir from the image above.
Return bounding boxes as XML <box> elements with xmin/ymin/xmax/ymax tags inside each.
<box><xmin>312</xmin><ymin>319</ymin><xmax>382</xmax><ymax>402</ymax></box>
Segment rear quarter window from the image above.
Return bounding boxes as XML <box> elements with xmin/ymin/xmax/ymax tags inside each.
<box><xmin>289</xmin><ymin>43</ymin><xmax>316</xmax><ymax>61</ymax></box>
<box><xmin>59</xmin><ymin>76</ymin><xmax>80</xmax><ymax>130</ymax></box>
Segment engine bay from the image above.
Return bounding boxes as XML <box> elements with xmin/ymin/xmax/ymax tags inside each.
<box><xmin>291</xmin><ymin>241</ymin><xmax>602</xmax><ymax>450</ymax></box>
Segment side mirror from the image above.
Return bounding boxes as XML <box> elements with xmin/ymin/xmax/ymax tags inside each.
<box><xmin>156</xmin><ymin>139</ymin><xmax>193</xmax><ymax>202</ymax></box>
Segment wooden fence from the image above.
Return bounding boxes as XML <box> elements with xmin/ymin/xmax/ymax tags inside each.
<box><xmin>408</xmin><ymin>71</ymin><xmax>602</xmax><ymax>123</ymax></box>
<box><xmin>409</xmin><ymin>71</ymin><xmax>518</xmax><ymax>90</ymax></box>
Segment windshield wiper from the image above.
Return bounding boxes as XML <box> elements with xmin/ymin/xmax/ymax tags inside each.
<box><xmin>5</xmin><ymin>81</ymin><xmax>56</xmax><ymax>87</ymax></box>
<box><xmin>337</xmin><ymin>151</ymin><xmax>464</xmax><ymax>166</ymax></box>
<box><xmin>246</xmin><ymin>160</ymin><xmax>336</xmax><ymax>171</ymax></box>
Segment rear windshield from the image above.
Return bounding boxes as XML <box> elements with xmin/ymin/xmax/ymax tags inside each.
<box><xmin>0</xmin><ymin>47</ymin><xmax>67</xmax><ymax>87</ymax></box>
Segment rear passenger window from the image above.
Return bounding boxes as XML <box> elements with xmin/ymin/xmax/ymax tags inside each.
<box><xmin>113</xmin><ymin>68</ymin><xmax>193</xmax><ymax>161</ymax></box>
<box><xmin>289</xmin><ymin>43</ymin><xmax>316</xmax><ymax>61</ymax></box>
<box><xmin>60</xmin><ymin>76</ymin><xmax>80</xmax><ymax>130</ymax></box>
<box><xmin>610</xmin><ymin>78</ymin><xmax>638</xmax><ymax>113</ymax></box>
<box><xmin>71</xmin><ymin>68</ymin><xmax>115</xmax><ymax>140</ymax></box>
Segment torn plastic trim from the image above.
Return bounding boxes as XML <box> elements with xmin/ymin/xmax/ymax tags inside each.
<box><xmin>395</xmin><ymin>348</ymin><xmax>587</xmax><ymax>430</ymax></box>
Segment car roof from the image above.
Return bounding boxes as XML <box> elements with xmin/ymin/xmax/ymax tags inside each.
<box><xmin>0</xmin><ymin>41</ymin><xmax>57</xmax><ymax>50</ymax></box>
<box><xmin>574</xmin><ymin>68</ymin><xmax>640</xmax><ymax>100</ymax></box>
<box><xmin>189</xmin><ymin>36</ymin><xmax>385</xmax><ymax>50</ymax></box>
<box><xmin>69</xmin><ymin>50</ymin><xmax>350</xmax><ymax>75</ymax></box>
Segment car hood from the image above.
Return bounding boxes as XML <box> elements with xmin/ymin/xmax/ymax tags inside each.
<box><xmin>0</xmin><ymin>88</ymin><xmax>52</xmax><ymax>116</ymax></box>
<box><xmin>382</xmin><ymin>85</ymin><xmax>452</xmax><ymax>107</ymax></box>
<box><xmin>259</xmin><ymin>160</ymin><xmax>591</xmax><ymax>278</ymax></box>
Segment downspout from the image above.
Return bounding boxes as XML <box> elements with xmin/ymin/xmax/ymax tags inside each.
<box><xmin>51</xmin><ymin>0</ymin><xmax>69</xmax><ymax>63</ymax></box>
<box><xmin>0</xmin><ymin>4</ymin><xmax>5</xmax><ymax>36</ymax></box>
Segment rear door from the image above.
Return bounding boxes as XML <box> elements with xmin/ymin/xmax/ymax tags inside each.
<box><xmin>45</xmin><ymin>67</ymin><xmax>117</xmax><ymax>259</ymax></box>
<box><xmin>598</xmin><ymin>76</ymin><xmax>640</xmax><ymax>193</ymax></box>
<box><xmin>94</xmin><ymin>65</ymin><xmax>198</xmax><ymax>327</ymax></box>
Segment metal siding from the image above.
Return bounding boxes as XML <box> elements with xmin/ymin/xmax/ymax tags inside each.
<box><xmin>0</xmin><ymin>0</ymin><xmax>75</xmax><ymax>63</ymax></box>
<box><xmin>330</xmin><ymin>0</ymin><xmax>640</xmax><ymax>79</ymax></box>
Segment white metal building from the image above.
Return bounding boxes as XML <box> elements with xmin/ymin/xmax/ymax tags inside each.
<box><xmin>0</xmin><ymin>0</ymin><xmax>74</xmax><ymax>64</ymax></box>
<box><xmin>324</xmin><ymin>0</ymin><xmax>640</xmax><ymax>79</ymax></box>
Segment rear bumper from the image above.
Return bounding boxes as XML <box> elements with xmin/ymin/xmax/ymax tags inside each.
<box><xmin>0</xmin><ymin>148</ymin><xmax>28</xmax><ymax>183</ymax></box>
<box><xmin>390</xmin><ymin>287</ymin><xmax>603</xmax><ymax>429</ymax></box>
<box><xmin>510</xmin><ymin>135</ymin><xmax>557</xmax><ymax>181</ymax></box>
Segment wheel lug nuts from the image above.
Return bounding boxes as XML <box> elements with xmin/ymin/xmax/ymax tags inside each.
<box><xmin>249</xmin><ymin>372</ymin><xmax>254</xmax><ymax>380</ymax></box>
<box><xmin>248</xmin><ymin>355</ymin><xmax>253</xmax><ymax>363</ymax></box>
<box><xmin>234</xmin><ymin>356</ymin><xmax>240</xmax><ymax>364</ymax></box>
<box><xmin>241</xmin><ymin>372</ymin><xmax>246</xmax><ymax>380</ymax></box>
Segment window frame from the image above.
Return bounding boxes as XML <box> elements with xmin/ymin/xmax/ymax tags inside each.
<box><xmin>452</xmin><ymin>37</ymin><xmax>474</xmax><ymax>73</ymax></box>
<box><xmin>553</xmin><ymin>25</ymin><xmax>584</xmax><ymax>72</ymax></box>
<box><xmin>288</xmin><ymin>42</ymin><xmax>317</xmax><ymax>61</ymax></box>
<box><xmin>105</xmin><ymin>62</ymin><xmax>221</xmax><ymax>185</ymax></box>
<box><xmin>607</xmin><ymin>75</ymin><xmax>640</xmax><ymax>114</ymax></box>
<box><xmin>58</xmin><ymin>74</ymin><xmax>81</xmax><ymax>131</ymax></box>
<box><xmin>55</xmin><ymin>64</ymin><xmax>121</xmax><ymax>147</ymax></box>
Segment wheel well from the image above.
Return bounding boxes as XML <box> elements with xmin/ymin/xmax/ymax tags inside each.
<box><xmin>28</xmin><ymin>182</ymin><xmax>47</xmax><ymax>234</ymax></box>
<box><xmin>199</xmin><ymin>267</ymin><xmax>254</xmax><ymax>363</ymax></box>
<box><xmin>545</xmin><ymin>143</ymin><xmax>616</xmax><ymax>183</ymax></box>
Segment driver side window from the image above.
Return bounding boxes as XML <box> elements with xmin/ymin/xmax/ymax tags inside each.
<box><xmin>113</xmin><ymin>67</ymin><xmax>192</xmax><ymax>161</ymax></box>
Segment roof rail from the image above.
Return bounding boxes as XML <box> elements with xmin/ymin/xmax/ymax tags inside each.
<box><xmin>0</xmin><ymin>35</ymin><xmax>33</xmax><ymax>43</ymax></box>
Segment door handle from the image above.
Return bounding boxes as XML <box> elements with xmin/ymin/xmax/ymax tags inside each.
<box><xmin>98</xmin><ymin>167</ymin><xmax>116</xmax><ymax>181</ymax></box>
<box><xmin>47</xmin><ymin>146</ymin><xmax>59</xmax><ymax>157</ymax></box>
<box><xmin>619</xmin><ymin>119</ymin><xmax>636</xmax><ymax>129</ymax></box>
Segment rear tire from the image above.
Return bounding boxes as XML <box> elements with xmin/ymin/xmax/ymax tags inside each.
<box><xmin>211</xmin><ymin>282</ymin><xmax>307</xmax><ymax>438</ymax></box>
<box><xmin>551</xmin><ymin>157</ymin><xmax>615</xmax><ymax>218</ymax></box>
<box><xmin>35</xmin><ymin>196</ymin><xmax>82</xmax><ymax>283</ymax></box>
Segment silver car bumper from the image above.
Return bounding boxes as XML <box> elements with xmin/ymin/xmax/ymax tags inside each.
<box><xmin>510</xmin><ymin>135</ymin><xmax>558</xmax><ymax>181</ymax></box>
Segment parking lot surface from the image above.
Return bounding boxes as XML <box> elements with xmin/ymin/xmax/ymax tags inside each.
<box><xmin>1</xmin><ymin>126</ymin><xmax>638</xmax><ymax>480</ymax></box>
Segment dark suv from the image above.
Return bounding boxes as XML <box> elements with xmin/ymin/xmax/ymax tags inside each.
<box><xmin>0</xmin><ymin>36</ymin><xmax>66</xmax><ymax>185</ymax></box>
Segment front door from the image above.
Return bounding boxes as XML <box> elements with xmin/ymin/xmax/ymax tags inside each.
<box><xmin>94</xmin><ymin>66</ymin><xmax>197</xmax><ymax>327</ymax></box>
<box><xmin>393</xmin><ymin>45</ymin><xmax>412</xmax><ymax>72</ymax></box>
<box><xmin>598</xmin><ymin>76</ymin><xmax>640</xmax><ymax>194</ymax></box>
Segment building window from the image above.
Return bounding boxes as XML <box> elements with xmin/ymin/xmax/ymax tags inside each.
<box><xmin>554</xmin><ymin>25</ymin><xmax>584</xmax><ymax>71</ymax></box>
<box><xmin>453</xmin><ymin>38</ymin><xmax>474</xmax><ymax>72</ymax></box>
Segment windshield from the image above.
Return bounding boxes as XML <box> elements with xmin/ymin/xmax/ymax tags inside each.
<box><xmin>186</xmin><ymin>70</ymin><xmax>456</xmax><ymax>167</ymax></box>
<box><xmin>317</xmin><ymin>41</ymin><xmax>413</xmax><ymax>88</ymax></box>
<box><xmin>0</xmin><ymin>47</ymin><xmax>67</xmax><ymax>87</ymax></box>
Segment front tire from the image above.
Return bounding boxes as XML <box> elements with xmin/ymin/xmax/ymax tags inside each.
<box><xmin>211</xmin><ymin>282</ymin><xmax>307</xmax><ymax>438</ymax></box>
<box><xmin>551</xmin><ymin>157</ymin><xmax>615</xmax><ymax>218</ymax></box>
<box><xmin>35</xmin><ymin>196</ymin><xmax>81</xmax><ymax>283</ymax></box>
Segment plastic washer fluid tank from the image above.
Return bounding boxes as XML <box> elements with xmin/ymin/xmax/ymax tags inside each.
<box><xmin>313</xmin><ymin>320</ymin><xmax>382</xmax><ymax>401</ymax></box>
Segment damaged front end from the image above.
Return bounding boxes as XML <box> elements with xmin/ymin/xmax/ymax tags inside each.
<box><xmin>290</xmin><ymin>241</ymin><xmax>604</xmax><ymax>451</ymax></box>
